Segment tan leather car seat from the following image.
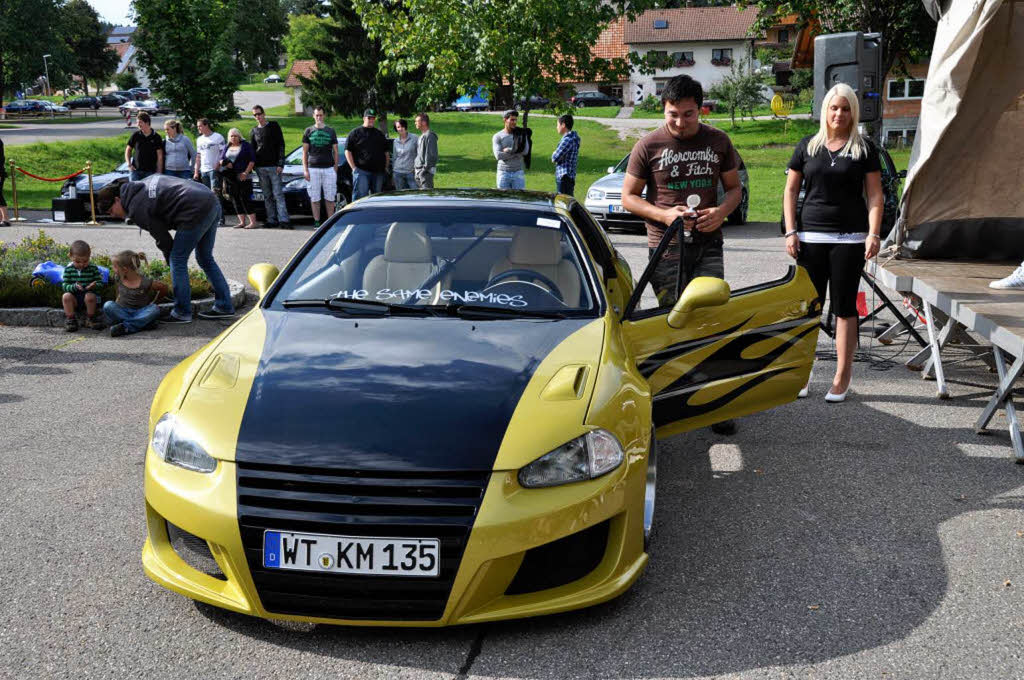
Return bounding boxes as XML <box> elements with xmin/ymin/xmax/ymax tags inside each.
<box><xmin>363</xmin><ymin>223</ymin><xmax>444</xmax><ymax>302</ymax></box>
<box><xmin>488</xmin><ymin>228</ymin><xmax>581</xmax><ymax>306</ymax></box>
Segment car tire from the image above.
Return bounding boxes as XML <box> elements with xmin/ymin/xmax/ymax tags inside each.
<box><xmin>644</xmin><ymin>425</ymin><xmax>657</xmax><ymax>551</ymax></box>
<box><xmin>728</xmin><ymin>189</ymin><xmax>748</xmax><ymax>226</ymax></box>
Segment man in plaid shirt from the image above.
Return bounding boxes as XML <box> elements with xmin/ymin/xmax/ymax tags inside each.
<box><xmin>551</xmin><ymin>114</ymin><xmax>580</xmax><ymax>196</ymax></box>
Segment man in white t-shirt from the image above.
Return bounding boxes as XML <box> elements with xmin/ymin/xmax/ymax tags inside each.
<box><xmin>193</xmin><ymin>117</ymin><xmax>226</xmax><ymax>195</ymax></box>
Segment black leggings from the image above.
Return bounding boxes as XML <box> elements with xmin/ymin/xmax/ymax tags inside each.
<box><xmin>0</xmin><ymin>175</ymin><xmax>6</xmax><ymax>207</ymax></box>
<box><xmin>797</xmin><ymin>241</ymin><xmax>865</xmax><ymax>318</ymax></box>
<box><xmin>221</xmin><ymin>169</ymin><xmax>251</xmax><ymax>216</ymax></box>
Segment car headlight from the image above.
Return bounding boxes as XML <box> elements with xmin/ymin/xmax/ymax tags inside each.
<box><xmin>587</xmin><ymin>188</ymin><xmax>605</xmax><ymax>201</ymax></box>
<box><xmin>285</xmin><ymin>178</ymin><xmax>309</xmax><ymax>190</ymax></box>
<box><xmin>150</xmin><ymin>413</ymin><xmax>217</xmax><ymax>473</ymax></box>
<box><xmin>518</xmin><ymin>429</ymin><xmax>624</xmax><ymax>488</ymax></box>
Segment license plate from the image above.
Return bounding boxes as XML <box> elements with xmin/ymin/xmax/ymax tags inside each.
<box><xmin>609</xmin><ymin>204</ymin><xmax>626</xmax><ymax>213</ymax></box>
<box><xmin>262</xmin><ymin>530</ymin><xmax>440</xmax><ymax>577</ymax></box>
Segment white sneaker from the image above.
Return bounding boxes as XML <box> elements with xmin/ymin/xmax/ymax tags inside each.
<box><xmin>989</xmin><ymin>264</ymin><xmax>1024</xmax><ymax>290</ymax></box>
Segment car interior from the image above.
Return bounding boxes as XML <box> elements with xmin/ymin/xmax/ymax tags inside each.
<box><xmin>281</xmin><ymin>219</ymin><xmax>593</xmax><ymax>310</ymax></box>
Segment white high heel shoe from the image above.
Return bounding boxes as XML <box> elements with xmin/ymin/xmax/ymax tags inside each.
<box><xmin>798</xmin><ymin>370</ymin><xmax>812</xmax><ymax>398</ymax></box>
<box><xmin>824</xmin><ymin>387</ymin><xmax>848</xmax><ymax>403</ymax></box>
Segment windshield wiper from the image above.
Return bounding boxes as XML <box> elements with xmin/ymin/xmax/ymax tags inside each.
<box><xmin>282</xmin><ymin>297</ymin><xmax>433</xmax><ymax>316</ymax></box>
<box><xmin>443</xmin><ymin>304</ymin><xmax>568</xmax><ymax>320</ymax></box>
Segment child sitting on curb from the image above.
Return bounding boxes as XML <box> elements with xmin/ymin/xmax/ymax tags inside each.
<box><xmin>103</xmin><ymin>250</ymin><xmax>168</xmax><ymax>337</ymax></box>
<box><xmin>62</xmin><ymin>240</ymin><xmax>105</xmax><ymax>332</ymax></box>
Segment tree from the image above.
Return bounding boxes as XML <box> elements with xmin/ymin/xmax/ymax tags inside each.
<box><xmin>707</xmin><ymin>58</ymin><xmax>766</xmax><ymax>127</ymax></box>
<box><xmin>114</xmin><ymin>71</ymin><xmax>141</xmax><ymax>91</ymax></box>
<box><xmin>0</xmin><ymin>0</ymin><xmax>67</xmax><ymax>106</ymax></box>
<box><xmin>60</xmin><ymin>0</ymin><xmax>119</xmax><ymax>96</ymax></box>
<box><xmin>283</xmin><ymin>14</ymin><xmax>336</xmax><ymax>62</ymax></box>
<box><xmin>282</xmin><ymin>0</ymin><xmax>327</xmax><ymax>16</ymax></box>
<box><xmin>227</xmin><ymin>0</ymin><xmax>288</xmax><ymax>75</ymax></box>
<box><xmin>739</xmin><ymin>0</ymin><xmax>936</xmax><ymax>82</ymax></box>
<box><xmin>132</xmin><ymin>0</ymin><xmax>238</xmax><ymax>125</ymax></box>
<box><xmin>353</xmin><ymin>0</ymin><xmax>658</xmax><ymax>128</ymax></box>
<box><xmin>301</xmin><ymin>0</ymin><xmax>424</xmax><ymax>130</ymax></box>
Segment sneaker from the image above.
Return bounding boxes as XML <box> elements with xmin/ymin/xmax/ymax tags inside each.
<box><xmin>160</xmin><ymin>312</ymin><xmax>193</xmax><ymax>324</ymax></box>
<box><xmin>989</xmin><ymin>264</ymin><xmax>1024</xmax><ymax>290</ymax></box>
<box><xmin>281</xmin><ymin>222</ymin><xmax>294</xmax><ymax>230</ymax></box>
<box><xmin>110</xmin><ymin>323</ymin><xmax>127</xmax><ymax>337</ymax></box>
<box><xmin>313</xmin><ymin>220</ymin><xmax>321</xmax><ymax>229</ymax></box>
<box><xmin>198</xmin><ymin>308</ymin><xmax>236</xmax><ymax>320</ymax></box>
<box><xmin>266</xmin><ymin>222</ymin><xmax>279</xmax><ymax>229</ymax></box>
<box><xmin>65</xmin><ymin>317</ymin><xmax>79</xmax><ymax>332</ymax></box>
<box><xmin>710</xmin><ymin>419</ymin><xmax>737</xmax><ymax>435</ymax></box>
<box><xmin>86</xmin><ymin>315</ymin><xmax>106</xmax><ymax>330</ymax></box>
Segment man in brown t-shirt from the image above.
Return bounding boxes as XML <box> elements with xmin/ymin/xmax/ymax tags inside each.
<box><xmin>622</xmin><ymin>75</ymin><xmax>742</xmax><ymax>437</ymax></box>
<box><xmin>622</xmin><ymin>75</ymin><xmax>742</xmax><ymax>307</ymax></box>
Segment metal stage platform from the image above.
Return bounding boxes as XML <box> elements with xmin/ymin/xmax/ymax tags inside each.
<box><xmin>869</xmin><ymin>259</ymin><xmax>1024</xmax><ymax>461</ymax></box>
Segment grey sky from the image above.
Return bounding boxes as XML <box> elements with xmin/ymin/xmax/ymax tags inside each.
<box><xmin>88</xmin><ymin>0</ymin><xmax>133</xmax><ymax>25</ymax></box>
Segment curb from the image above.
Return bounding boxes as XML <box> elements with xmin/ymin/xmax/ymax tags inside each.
<box><xmin>0</xmin><ymin>279</ymin><xmax>248</xmax><ymax>327</ymax></box>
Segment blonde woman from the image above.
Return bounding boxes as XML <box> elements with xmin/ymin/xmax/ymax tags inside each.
<box><xmin>783</xmin><ymin>82</ymin><xmax>884</xmax><ymax>403</ymax></box>
<box><xmin>218</xmin><ymin>127</ymin><xmax>257</xmax><ymax>228</ymax></box>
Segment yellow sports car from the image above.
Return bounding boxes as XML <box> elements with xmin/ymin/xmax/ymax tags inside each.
<box><xmin>143</xmin><ymin>190</ymin><xmax>820</xmax><ymax>626</ymax></box>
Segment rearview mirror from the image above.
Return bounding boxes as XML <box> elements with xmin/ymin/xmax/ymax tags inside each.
<box><xmin>248</xmin><ymin>263</ymin><xmax>280</xmax><ymax>298</ymax></box>
<box><xmin>667</xmin><ymin>277</ymin><xmax>731</xmax><ymax>329</ymax></box>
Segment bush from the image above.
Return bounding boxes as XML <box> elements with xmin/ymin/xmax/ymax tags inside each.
<box><xmin>0</xmin><ymin>230</ymin><xmax>212</xmax><ymax>308</ymax></box>
<box><xmin>637</xmin><ymin>94</ymin><xmax>662</xmax><ymax>113</ymax></box>
<box><xmin>114</xmin><ymin>72</ymin><xmax>141</xmax><ymax>91</ymax></box>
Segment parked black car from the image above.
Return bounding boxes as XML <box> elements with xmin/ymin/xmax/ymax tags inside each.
<box><xmin>100</xmin><ymin>93</ymin><xmax>128</xmax><ymax>107</ymax></box>
<box><xmin>779</xmin><ymin>143</ymin><xmax>905</xmax><ymax>238</ymax></box>
<box><xmin>63</xmin><ymin>96</ymin><xmax>101</xmax><ymax>110</ymax></box>
<box><xmin>516</xmin><ymin>95</ymin><xmax>550</xmax><ymax>109</ymax></box>
<box><xmin>571</xmin><ymin>91</ymin><xmax>622</xmax><ymax>107</ymax></box>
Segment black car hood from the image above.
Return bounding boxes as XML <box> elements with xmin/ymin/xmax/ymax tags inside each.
<box><xmin>233</xmin><ymin>310</ymin><xmax>590</xmax><ymax>472</ymax></box>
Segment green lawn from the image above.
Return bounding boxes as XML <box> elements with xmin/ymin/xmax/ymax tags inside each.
<box><xmin>6</xmin><ymin>111</ymin><xmax>910</xmax><ymax>223</ymax></box>
<box><xmin>239</xmin><ymin>82</ymin><xmax>287</xmax><ymax>92</ymax></box>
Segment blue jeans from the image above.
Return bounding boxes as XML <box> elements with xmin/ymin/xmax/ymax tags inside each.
<box><xmin>103</xmin><ymin>301</ymin><xmax>159</xmax><ymax>334</ymax></box>
<box><xmin>352</xmin><ymin>168</ymin><xmax>385</xmax><ymax>200</ymax></box>
<box><xmin>165</xmin><ymin>169</ymin><xmax>191</xmax><ymax>179</ymax></box>
<box><xmin>392</xmin><ymin>171</ymin><xmax>416</xmax><ymax>190</ymax></box>
<box><xmin>497</xmin><ymin>169</ymin><xmax>526</xmax><ymax>190</ymax></box>
<box><xmin>255</xmin><ymin>166</ymin><xmax>290</xmax><ymax>225</ymax></box>
<box><xmin>169</xmin><ymin>202</ymin><xmax>233</xmax><ymax>320</ymax></box>
<box><xmin>199</xmin><ymin>170</ymin><xmax>222</xmax><ymax>193</ymax></box>
<box><xmin>130</xmin><ymin>170</ymin><xmax>154</xmax><ymax>181</ymax></box>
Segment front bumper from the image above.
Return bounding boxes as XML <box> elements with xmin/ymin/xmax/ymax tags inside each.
<box><xmin>584</xmin><ymin>198</ymin><xmax>645</xmax><ymax>231</ymax></box>
<box><xmin>142</xmin><ymin>447</ymin><xmax>649</xmax><ymax>626</ymax></box>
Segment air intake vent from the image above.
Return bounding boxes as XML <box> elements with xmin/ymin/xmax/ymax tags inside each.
<box><xmin>237</xmin><ymin>462</ymin><xmax>488</xmax><ymax>621</ymax></box>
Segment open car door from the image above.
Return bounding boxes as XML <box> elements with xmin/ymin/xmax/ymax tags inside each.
<box><xmin>622</xmin><ymin>252</ymin><xmax>821</xmax><ymax>439</ymax></box>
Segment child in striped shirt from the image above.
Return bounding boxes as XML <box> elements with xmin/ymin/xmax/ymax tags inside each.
<box><xmin>62</xmin><ymin>240</ymin><xmax>105</xmax><ymax>332</ymax></box>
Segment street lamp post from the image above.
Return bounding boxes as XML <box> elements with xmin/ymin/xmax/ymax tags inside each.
<box><xmin>42</xmin><ymin>54</ymin><xmax>52</xmax><ymax>97</ymax></box>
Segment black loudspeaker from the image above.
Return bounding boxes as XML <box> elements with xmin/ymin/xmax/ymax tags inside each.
<box><xmin>51</xmin><ymin>198</ymin><xmax>87</xmax><ymax>222</ymax></box>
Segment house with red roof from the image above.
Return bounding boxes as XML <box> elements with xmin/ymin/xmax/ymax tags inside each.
<box><xmin>625</xmin><ymin>6</ymin><xmax>759</xmax><ymax>103</ymax></box>
<box><xmin>284</xmin><ymin>60</ymin><xmax>318</xmax><ymax>115</ymax></box>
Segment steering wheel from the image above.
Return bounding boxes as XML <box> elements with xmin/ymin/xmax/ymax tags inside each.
<box><xmin>484</xmin><ymin>268</ymin><xmax>564</xmax><ymax>302</ymax></box>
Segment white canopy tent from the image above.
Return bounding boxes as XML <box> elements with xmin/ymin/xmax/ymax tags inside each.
<box><xmin>895</xmin><ymin>0</ymin><xmax>1024</xmax><ymax>259</ymax></box>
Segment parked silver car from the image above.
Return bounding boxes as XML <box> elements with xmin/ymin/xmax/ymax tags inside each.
<box><xmin>584</xmin><ymin>153</ymin><xmax>749</xmax><ymax>231</ymax></box>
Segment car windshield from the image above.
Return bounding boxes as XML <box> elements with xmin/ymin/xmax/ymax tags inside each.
<box><xmin>613</xmin><ymin>154</ymin><xmax>630</xmax><ymax>173</ymax></box>
<box><xmin>271</xmin><ymin>206</ymin><xmax>599</xmax><ymax>317</ymax></box>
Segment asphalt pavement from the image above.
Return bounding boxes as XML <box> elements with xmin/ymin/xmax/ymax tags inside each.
<box><xmin>1</xmin><ymin>220</ymin><xmax>1022</xmax><ymax>679</ymax></box>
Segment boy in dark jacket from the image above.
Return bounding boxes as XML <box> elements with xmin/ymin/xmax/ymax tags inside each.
<box><xmin>98</xmin><ymin>175</ymin><xmax>235</xmax><ymax>323</ymax></box>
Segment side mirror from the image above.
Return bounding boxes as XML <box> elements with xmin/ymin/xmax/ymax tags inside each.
<box><xmin>667</xmin><ymin>277</ymin><xmax>731</xmax><ymax>329</ymax></box>
<box><xmin>606</xmin><ymin>167</ymin><xmax>614</xmax><ymax>174</ymax></box>
<box><xmin>247</xmin><ymin>263</ymin><xmax>280</xmax><ymax>298</ymax></box>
